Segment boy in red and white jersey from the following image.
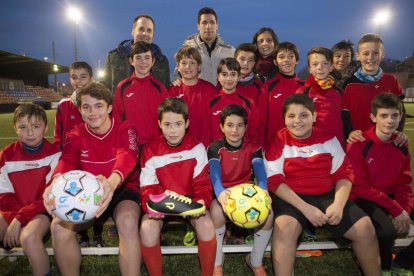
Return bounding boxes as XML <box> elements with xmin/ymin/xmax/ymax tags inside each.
<box><xmin>169</xmin><ymin>46</ymin><xmax>217</xmax><ymax>147</ymax></box>
<box><xmin>54</xmin><ymin>61</ymin><xmax>93</xmax><ymax>150</ymax></box>
<box><xmin>1</xmin><ymin>104</ymin><xmax>60</xmax><ymax>276</ymax></box>
<box><xmin>297</xmin><ymin>47</ymin><xmax>345</xmax><ymax>146</ymax></box>
<box><xmin>208</xmin><ymin>58</ymin><xmax>263</xmax><ymax>146</ymax></box>
<box><xmin>140</xmin><ymin>97</ymin><xmax>216</xmax><ymax>276</ymax></box>
<box><xmin>347</xmin><ymin>93</ymin><xmax>413</xmax><ymax>274</ymax></box>
<box><xmin>234</xmin><ymin>43</ymin><xmax>265</xmax><ymax>108</ymax></box>
<box><xmin>113</xmin><ymin>41</ymin><xmax>169</xmax><ymax>147</ymax></box>
<box><xmin>264</xmin><ymin>94</ymin><xmax>381</xmax><ymax>276</ymax></box>
<box><xmin>263</xmin><ymin>42</ymin><xmax>304</xmax><ymax>148</ymax></box>
<box><xmin>44</xmin><ymin>83</ymin><xmax>141</xmax><ymax>276</ymax></box>
<box><xmin>208</xmin><ymin>104</ymin><xmax>273</xmax><ymax>276</ymax></box>
<box><xmin>343</xmin><ymin>33</ymin><xmax>405</xmax><ymax>144</ymax></box>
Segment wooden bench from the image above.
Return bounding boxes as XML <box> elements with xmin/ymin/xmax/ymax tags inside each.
<box><xmin>1</xmin><ymin>236</ymin><xmax>412</xmax><ymax>256</ymax></box>
<box><xmin>2</xmin><ymin>222</ymin><xmax>413</xmax><ymax>256</ymax></box>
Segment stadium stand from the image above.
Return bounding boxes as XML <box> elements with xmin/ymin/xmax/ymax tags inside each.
<box><xmin>0</xmin><ymin>78</ymin><xmax>63</xmax><ymax>106</ymax></box>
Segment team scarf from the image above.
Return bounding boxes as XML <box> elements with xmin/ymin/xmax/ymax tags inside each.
<box><xmin>314</xmin><ymin>75</ymin><xmax>335</xmax><ymax>90</ymax></box>
<box><xmin>254</xmin><ymin>55</ymin><xmax>276</xmax><ymax>77</ymax></box>
<box><xmin>354</xmin><ymin>67</ymin><xmax>383</xmax><ymax>83</ymax></box>
<box><xmin>239</xmin><ymin>72</ymin><xmax>255</xmax><ymax>84</ymax></box>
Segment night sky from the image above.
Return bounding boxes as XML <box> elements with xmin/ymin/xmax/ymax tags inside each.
<box><xmin>1</xmin><ymin>0</ymin><xmax>413</xmax><ymax>84</ymax></box>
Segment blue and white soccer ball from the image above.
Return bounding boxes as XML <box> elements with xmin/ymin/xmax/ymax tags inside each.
<box><xmin>49</xmin><ymin>170</ymin><xmax>104</xmax><ymax>224</ymax></box>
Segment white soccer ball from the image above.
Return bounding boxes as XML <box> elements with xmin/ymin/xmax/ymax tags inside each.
<box><xmin>49</xmin><ymin>170</ymin><xmax>104</xmax><ymax>224</ymax></box>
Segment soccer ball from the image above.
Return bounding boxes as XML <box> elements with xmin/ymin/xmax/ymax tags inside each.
<box><xmin>224</xmin><ymin>183</ymin><xmax>271</xmax><ymax>229</ymax></box>
<box><xmin>49</xmin><ymin>170</ymin><xmax>104</xmax><ymax>224</ymax></box>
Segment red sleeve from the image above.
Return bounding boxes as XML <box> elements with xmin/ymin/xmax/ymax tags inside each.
<box><xmin>328</xmin><ymin>138</ymin><xmax>353</xmax><ymax>184</ymax></box>
<box><xmin>112</xmin><ymin>85</ymin><xmax>124</xmax><ymax>123</ymax></box>
<box><xmin>342</xmin><ymin>86</ymin><xmax>351</xmax><ymax>111</ymax></box>
<box><xmin>14</xmin><ymin>200</ymin><xmax>46</xmax><ymax>227</ymax></box>
<box><xmin>246</xmin><ymin>102</ymin><xmax>264</xmax><ymax>147</ymax></box>
<box><xmin>393</xmin><ymin>151</ymin><xmax>414</xmax><ymax>215</ymax></box>
<box><xmin>264</xmin><ymin>136</ymin><xmax>286</xmax><ymax>194</ymax></box>
<box><xmin>111</xmin><ymin>121</ymin><xmax>138</xmax><ymax>185</ymax></box>
<box><xmin>54</xmin><ymin>104</ymin><xmax>63</xmax><ymax>148</ymax></box>
<box><xmin>393</xmin><ymin>77</ymin><xmax>403</xmax><ymax>97</ymax></box>
<box><xmin>139</xmin><ymin>147</ymin><xmax>164</xmax><ymax>213</ymax></box>
<box><xmin>347</xmin><ymin>142</ymin><xmax>406</xmax><ymax>217</ymax></box>
<box><xmin>190</xmin><ymin>147</ymin><xmax>213</xmax><ymax>208</ymax></box>
<box><xmin>53</xmin><ymin>129</ymin><xmax>81</xmax><ymax>177</ymax></box>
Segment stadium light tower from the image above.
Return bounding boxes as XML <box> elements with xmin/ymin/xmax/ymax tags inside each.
<box><xmin>373</xmin><ymin>8</ymin><xmax>391</xmax><ymax>35</ymax></box>
<box><xmin>67</xmin><ymin>6</ymin><xmax>82</xmax><ymax>61</ymax></box>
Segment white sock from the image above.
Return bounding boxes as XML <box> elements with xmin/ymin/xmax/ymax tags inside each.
<box><xmin>215</xmin><ymin>225</ymin><xmax>226</xmax><ymax>266</ymax></box>
<box><xmin>251</xmin><ymin>228</ymin><xmax>272</xmax><ymax>267</ymax></box>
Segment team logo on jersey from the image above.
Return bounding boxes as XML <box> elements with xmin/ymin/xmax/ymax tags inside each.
<box><xmin>312</xmin><ymin>97</ymin><xmax>318</xmax><ymax>103</ymax></box>
<box><xmin>126</xmin><ymin>93</ymin><xmax>134</xmax><ymax>98</ymax></box>
<box><xmin>70</xmin><ymin>115</ymin><xmax>75</xmax><ymax>120</ymax></box>
<box><xmin>367</xmin><ymin>158</ymin><xmax>374</xmax><ymax>164</ymax></box>
<box><xmin>25</xmin><ymin>162</ymin><xmax>40</xmax><ymax>167</ymax></box>
<box><xmin>299</xmin><ymin>148</ymin><xmax>313</xmax><ymax>155</ymax></box>
<box><xmin>81</xmin><ymin>150</ymin><xmax>89</xmax><ymax>157</ymax></box>
<box><xmin>213</xmin><ymin>110</ymin><xmax>222</xmax><ymax>116</ymax></box>
<box><xmin>375</xmin><ymin>85</ymin><xmax>380</xmax><ymax>89</ymax></box>
<box><xmin>170</xmin><ymin>155</ymin><xmax>183</xmax><ymax>159</ymax></box>
<box><xmin>178</xmin><ymin>94</ymin><xmax>184</xmax><ymax>98</ymax></box>
<box><xmin>273</xmin><ymin>93</ymin><xmax>282</xmax><ymax>99</ymax></box>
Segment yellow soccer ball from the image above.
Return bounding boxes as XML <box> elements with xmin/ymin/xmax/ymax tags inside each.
<box><xmin>224</xmin><ymin>183</ymin><xmax>271</xmax><ymax>229</ymax></box>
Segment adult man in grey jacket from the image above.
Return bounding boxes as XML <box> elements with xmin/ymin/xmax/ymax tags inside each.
<box><xmin>104</xmin><ymin>14</ymin><xmax>170</xmax><ymax>93</ymax></box>
<box><xmin>177</xmin><ymin>7</ymin><xmax>235</xmax><ymax>86</ymax></box>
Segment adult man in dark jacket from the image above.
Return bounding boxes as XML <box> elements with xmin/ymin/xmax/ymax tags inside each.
<box><xmin>104</xmin><ymin>14</ymin><xmax>170</xmax><ymax>93</ymax></box>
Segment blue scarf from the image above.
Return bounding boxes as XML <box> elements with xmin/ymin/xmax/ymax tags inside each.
<box><xmin>22</xmin><ymin>139</ymin><xmax>44</xmax><ymax>154</ymax></box>
<box><xmin>354</xmin><ymin>67</ymin><xmax>383</xmax><ymax>83</ymax></box>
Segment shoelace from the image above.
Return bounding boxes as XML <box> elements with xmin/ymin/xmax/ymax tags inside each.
<box><xmin>165</xmin><ymin>190</ymin><xmax>193</xmax><ymax>204</ymax></box>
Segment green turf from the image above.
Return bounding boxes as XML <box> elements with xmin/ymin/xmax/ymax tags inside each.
<box><xmin>0</xmin><ymin>107</ymin><xmax>413</xmax><ymax>275</ymax></box>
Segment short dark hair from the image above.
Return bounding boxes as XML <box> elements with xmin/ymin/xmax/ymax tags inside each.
<box><xmin>176</xmin><ymin>45</ymin><xmax>202</xmax><ymax>65</ymax></box>
<box><xmin>252</xmin><ymin>27</ymin><xmax>279</xmax><ymax>48</ymax></box>
<box><xmin>130</xmin><ymin>41</ymin><xmax>154</xmax><ymax>59</ymax></box>
<box><xmin>70</xmin><ymin>61</ymin><xmax>93</xmax><ymax>77</ymax></box>
<box><xmin>133</xmin><ymin>14</ymin><xmax>155</xmax><ymax>29</ymax></box>
<box><xmin>220</xmin><ymin>104</ymin><xmax>248</xmax><ymax>125</ymax></box>
<box><xmin>234</xmin><ymin>43</ymin><xmax>257</xmax><ymax>60</ymax></box>
<box><xmin>283</xmin><ymin>94</ymin><xmax>315</xmax><ymax>117</ymax></box>
<box><xmin>371</xmin><ymin>92</ymin><xmax>402</xmax><ymax>116</ymax></box>
<box><xmin>332</xmin><ymin>40</ymin><xmax>355</xmax><ymax>61</ymax></box>
<box><xmin>76</xmin><ymin>82</ymin><xmax>113</xmax><ymax>106</ymax></box>
<box><xmin>357</xmin><ymin>33</ymin><xmax>384</xmax><ymax>52</ymax></box>
<box><xmin>274</xmin><ymin>41</ymin><xmax>300</xmax><ymax>62</ymax></box>
<box><xmin>217</xmin><ymin>58</ymin><xmax>241</xmax><ymax>75</ymax></box>
<box><xmin>198</xmin><ymin>7</ymin><xmax>217</xmax><ymax>23</ymax></box>
<box><xmin>158</xmin><ymin>97</ymin><xmax>189</xmax><ymax>122</ymax></box>
<box><xmin>13</xmin><ymin>103</ymin><xmax>47</xmax><ymax>126</ymax></box>
<box><xmin>307</xmin><ymin>47</ymin><xmax>333</xmax><ymax>66</ymax></box>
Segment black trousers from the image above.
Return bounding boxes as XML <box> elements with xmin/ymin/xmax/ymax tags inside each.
<box><xmin>355</xmin><ymin>198</ymin><xmax>397</xmax><ymax>270</ymax></box>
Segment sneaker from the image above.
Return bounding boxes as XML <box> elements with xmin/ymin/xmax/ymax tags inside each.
<box><xmin>245</xmin><ymin>253</ymin><xmax>267</xmax><ymax>276</ymax></box>
<box><xmin>213</xmin><ymin>265</ymin><xmax>223</xmax><ymax>276</ymax></box>
<box><xmin>183</xmin><ymin>230</ymin><xmax>197</xmax><ymax>246</ymax></box>
<box><xmin>147</xmin><ymin>190</ymin><xmax>205</xmax><ymax>217</ymax></box>
<box><xmin>92</xmin><ymin>237</ymin><xmax>105</xmax><ymax>248</ymax></box>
